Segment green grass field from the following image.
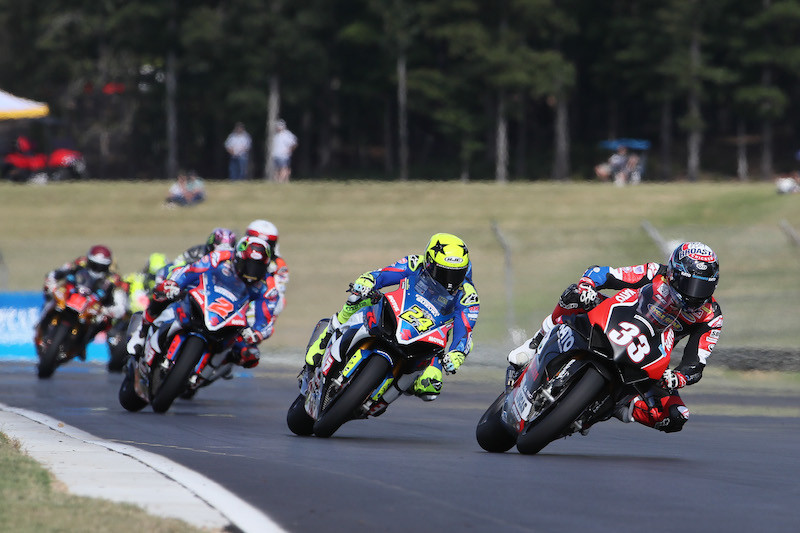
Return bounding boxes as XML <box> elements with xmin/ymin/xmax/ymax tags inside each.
<box><xmin>2</xmin><ymin>179</ymin><xmax>798</xmax><ymax>350</ymax></box>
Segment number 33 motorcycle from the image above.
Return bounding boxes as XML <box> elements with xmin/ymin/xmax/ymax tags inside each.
<box><xmin>476</xmin><ymin>283</ymin><xmax>681</xmax><ymax>455</ymax></box>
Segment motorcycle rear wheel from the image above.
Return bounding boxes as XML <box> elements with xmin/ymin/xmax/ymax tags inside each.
<box><xmin>150</xmin><ymin>336</ymin><xmax>205</xmax><ymax>414</ymax></box>
<box><xmin>516</xmin><ymin>366</ymin><xmax>605</xmax><ymax>455</ymax></box>
<box><xmin>476</xmin><ymin>392</ymin><xmax>517</xmax><ymax>453</ymax></box>
<box><xmin>287</xmin><ymin>394</ymin><xmax>315</xmax><ymax>436</ymax></box>
<box><xmin>313</xmin><ymin>355</ymin><xmax>391</xmax><ymax>438</ymax></box>
<box><xmin>37</xmin><ymin>322</ymin><xmax>70</xmax><ymax>379</ymax></box>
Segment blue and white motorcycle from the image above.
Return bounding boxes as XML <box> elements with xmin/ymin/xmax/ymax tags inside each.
<box><xmin>287</xmin><ymin>272</ymin><xmax>456</xmax><ymax>438</ymax></box>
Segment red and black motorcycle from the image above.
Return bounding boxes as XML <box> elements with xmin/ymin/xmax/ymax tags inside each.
<box><xmin>35</xmin><ymin>269</ymin><xmax>107</xmax><ymax>378</ymax></box>
<box><xmin>476</xmin><ymin>284</ymin><xmax>678</xmax><ymax>455</ymax></box>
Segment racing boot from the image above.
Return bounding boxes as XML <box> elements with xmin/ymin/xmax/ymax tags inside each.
<box><xmin>126</xmin><ymin>318</ymin><xmax>152</xmax><ymax>359</ymax></box>
<box><xmin>506</xmin><ymin>329</ymin><xmax>545</xmax><ymax>379</ymax></box>
<box><xmin>413</xmin><ymin>364</ymin><xmax>443</xmax><ymax>401</ymax></box>
<box><xmin>304</xmin><ymin>311</ymin><xmax>348</xmax><ymax>368</ymax></box>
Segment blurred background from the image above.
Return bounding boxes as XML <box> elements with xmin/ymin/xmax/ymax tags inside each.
<box><xmin>2</xmin><ymin>0</ymin><xmax>800</xmax><ymax>183</ymax></box>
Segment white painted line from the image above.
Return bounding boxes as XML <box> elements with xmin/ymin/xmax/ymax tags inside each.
<box><xmin>0</xmin><ymin>404</ymin><xmax>287</xmax><ymax>533</ymax></box>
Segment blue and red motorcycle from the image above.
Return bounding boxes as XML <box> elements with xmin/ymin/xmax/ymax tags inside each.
<box><xmin>287</xmin><ymin>272</ymin><xmax>456</xmax><ymax>438</ymax></box>
<box><xmin>118</xmin><ymin>269</ymin><xmax>251</xmax><ymax>413</ymax></box>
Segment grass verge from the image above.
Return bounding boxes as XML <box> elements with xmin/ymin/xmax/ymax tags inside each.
<box><xmin>0</xmin><ymin>432</ymin><xmax>209</xmax><ymax>533</ymax></box>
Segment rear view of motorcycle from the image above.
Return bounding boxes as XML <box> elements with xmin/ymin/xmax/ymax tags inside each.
<box><xmin>35</xmin><ymin>269</ymin><xmax>106</xmax><ymax>378</ymax></box>
<box><xmin>287</xmin><ymin>274</ymin><xmax>457</xmax><ymax>438</ymax></box>
<box><xmin>476</xmin><ymin>286</ymin><xmax>679</xmax><ymax>455</ymax></box>
<box><xmin>118</xmin><ymin>270</ymin><xmax>252</xmax><ymax>413</ymax></box>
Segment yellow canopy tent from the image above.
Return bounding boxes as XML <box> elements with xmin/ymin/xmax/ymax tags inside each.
<box><xmin>0</xmin><ymin>89</ymin><xmax>49</xmax><ymax>120</ymax></box>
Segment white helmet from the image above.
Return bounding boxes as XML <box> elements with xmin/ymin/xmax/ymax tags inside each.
<box><xmin>245</xmin><ymin>219</ymin><xmax>279</xmax><ymax>256</ymax></box>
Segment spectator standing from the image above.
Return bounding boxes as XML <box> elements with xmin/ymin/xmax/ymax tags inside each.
<box><xmin>165</xmin><ymin>170</ymin><xmax>206</xmax><ymax>207</ymax></box>
<box><xmin>225</xmin><ymin>122</ymin><xmax>252</xmax><ymax>181</ymax></box>
<box><xmin>271</xmin><ymin>119</ymin><xmax>297</xmax><ymax>183</ymax></box>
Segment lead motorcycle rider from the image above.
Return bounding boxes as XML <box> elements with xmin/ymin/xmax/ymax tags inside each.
<box><xmin>126</xmin><ymin>236</ymin><xmax>280</xmax><ymax>371</ymax></box>
<box><xmin>303</xmin><ymin>233</ymin><xmax>480</xmax><ymax>406</ymax></box>
<box><xmin>507</xmin><ymin>241</ymin><xmax>723</xmax><ymax>433</ymax></box>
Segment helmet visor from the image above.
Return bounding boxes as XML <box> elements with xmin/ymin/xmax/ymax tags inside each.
<box><xmin>425</xmin><ymin>262</ymin><xmax>466</xmax><ymax>294</ymax></box>
<box><xmin>239</xmin><ymin>258</ymin><xmax>268</xmax><ymax>283</ymax></box>
<box><xmin>671</xmin><ymin>273</ymin><xmax>716</xmax><ymax>309</ymax></box>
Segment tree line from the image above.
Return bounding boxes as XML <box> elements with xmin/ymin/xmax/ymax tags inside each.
<box><xmin>1</xmin><ymin>0</ymin><xmax>799</xmax><ymax>182</ymax></box>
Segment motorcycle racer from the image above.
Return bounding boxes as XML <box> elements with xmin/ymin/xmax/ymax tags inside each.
<box><xmin>169</xmin><ymin>227</ymin><xmax>239</xmax><ymax>272</ymax></box>
<box><xmin>124</xmin><ymin>252</ymin><xmax>169</xmax><ymax>314</ymax></box>
<box><xmin>239</xmin><ymin>219</ymin><xmax>289</xmax><ymax>316</ymax></box>
<box><xmin>507</xmin><ymin>241</ymin><xmax>723</xmax><ymax>433</ymax></box>
<box><xmin>127</xmin><ymin>236</ymin><xmax>280</xmax><ymax>371</ymax></box>
<box><xmin>36</xmin><ymin>245</ymin><xmax>129</xmax><ymax>355</ymax></box>
<box><xmin>303</xmin><ymin>233</ymin><xmax>480</xmax><ymax>403</ymax></box>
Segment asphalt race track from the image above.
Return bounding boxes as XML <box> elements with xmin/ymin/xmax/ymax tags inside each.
<box><xmin>1</xmin><ymin>359</ymin><xmax>798</xmax><ymax>533</ymax></box>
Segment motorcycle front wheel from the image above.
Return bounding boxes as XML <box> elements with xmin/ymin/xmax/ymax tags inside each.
<box><xmin>150</xmin><ymin>336</ymin><xmax>205</xmax><ymax>414</ymax></box>
<box><xmin>37</xmin><ymin>322</ymin><xmax>70</xmax><ymax>379</ymax></box>
<box><xmin>118</xmin><ymin>360</ymin><xmax>148</xmax><ymax>412</ymax></box>
<box><xmin>476</xmin><ymin>392</ymin><xmax>517</xmax><ymax>453</ymax></box>
<box><xmin>312</xmin><ymin>355</ymin><xmax>391</xmax><ymax>438</ymax></box>
<box><xmin>516</xmin><ymin>366</ymin><xmax>605</xmax><ymax>455</ymax></box>
<box><xmin>287</xmin><ymin>394</ymin><xmax>315</xmax><ymax>436</ymax></box>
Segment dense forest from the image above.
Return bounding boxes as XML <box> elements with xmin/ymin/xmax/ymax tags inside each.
<box><xmin>1</xmin><ymin>0</ymin><xmax>799</xmax><ymax>182</ymax></box>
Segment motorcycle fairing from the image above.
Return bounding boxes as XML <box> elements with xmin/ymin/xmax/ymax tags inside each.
<box><xmin>189</xmin><ymin>271</ymin><xmax>249</xmax><ymax>331</ymax></box>
<box><xmin>384</xmin><ymin>277</ymin><xmax>454</xmax><ymax>347</ymax></box>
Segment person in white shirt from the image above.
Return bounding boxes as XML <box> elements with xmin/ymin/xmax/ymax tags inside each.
<box><xmin>271</xmin><ymin>119</ymin><xmax>297</xmax><ymax>183</ymax></box>
<box><xmin>224</xmin><ymin>122</ymin><xmax>252</xmax><ymax>180</ymax></box>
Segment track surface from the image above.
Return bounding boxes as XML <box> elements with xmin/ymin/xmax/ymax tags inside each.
<box><xmin>1</xmin><ymin>360</ymin><xmax>798</xmax><ymax>533</ymax></box>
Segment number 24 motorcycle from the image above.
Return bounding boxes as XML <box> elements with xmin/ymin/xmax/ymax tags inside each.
<box><xmin>118</xmin><ymin>269</ymin><xmax>252</xmax><ymax>414</ymax></box>
<box><xmin>287</xmin><ymin>273</ymin><xmax>458</xmax><ymax>438</ymax></box>
<box><xmin>476</xmin><ymin>284</ymin><xmax>679</xmax><ymax>455</ymax></box>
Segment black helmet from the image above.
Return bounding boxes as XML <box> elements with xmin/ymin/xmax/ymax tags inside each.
<box><xmin>234</xmin><ymin>236</ymin><xmax>271</xmax><ymax>283</ymax></box>
<box><xmin>666</xmin><ymin>242</ymin><xmax>719</xmax><ymax>310</ymax></box>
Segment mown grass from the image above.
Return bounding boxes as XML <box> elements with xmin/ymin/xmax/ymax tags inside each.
<box><xmin>0</xmin><ymin>433</ymin><xmax>209</xmax><ymax>533</ymax></box>
<box><xmin>2</xmin><ymin>179</ymin><xmax>798</xmax><ymax>350</ymax></box>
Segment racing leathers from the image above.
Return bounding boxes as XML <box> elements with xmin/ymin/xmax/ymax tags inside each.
<box><xmin>37</xmin><ymin>256</ymin><xmax>128</xmax><ymax>355</ymax></box>
<box><xmin>131</xmin><ymin>250</ymin><xmax>280</xmax><ymax>370</ymax></box>
<box><xmin>304</xmin><ymin>254</ymin><xmax>480</xmax><ymax>402</ymax></box>
<box><xmin>508</xmin><ymin>262</ymin><xmax>723</xmax><ymax>433</ymax></box>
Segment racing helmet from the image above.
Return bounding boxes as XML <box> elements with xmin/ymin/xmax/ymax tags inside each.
<box><xmin>666</xmin><ymin>242</ymin><xmax>719</xmax><ymax>311</ymax></box>
<box><xmin>86</xmin><ymin>245</ymin><xmax>113</xmax><ymax>278</ymax></box>
<box><xmin>245</xmin><ymin>219</ymin><xmax>279</xmax><ymax>256</ymax></box>
<box><xmin>423</xmin><ymin>233</ymin><xmax>470</xmax><ymax>294</ymax></box>
<box><xmin>235</xmin><ymin>236</ymin><xmax>271</xmax><ymax>283</ymax></box>
<box><xmin>205</xmin><ymin>227</ymin><xmax>238</xmax><ymax>254</ymax></box>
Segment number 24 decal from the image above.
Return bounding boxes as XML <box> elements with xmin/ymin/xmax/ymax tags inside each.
<box><xmin>607</xmin><ymin>321</ymin><xmax>650</xmax><ymax>362</ymax></box>
<box><xmin>400</xmin><ymin>305</ymin><xmax>434</xmax><ymax>332</ymax></box>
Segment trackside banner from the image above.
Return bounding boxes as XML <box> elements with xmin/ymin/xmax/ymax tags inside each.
<box><xmin>0</xmin><ymin>291</ymin><xmax>108</xmax><ymax>361</ymax></box>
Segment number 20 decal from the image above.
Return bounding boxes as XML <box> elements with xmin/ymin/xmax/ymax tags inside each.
<box><xmin>607</xmin><ymin>321</ymin><xmax>650</xmax><ymax>362</ymax></box>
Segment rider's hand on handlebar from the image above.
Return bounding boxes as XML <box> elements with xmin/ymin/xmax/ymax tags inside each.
<box><xmin>662</xmin><ymin>369</ymin><xmax>687</xmax><ymax>390</ymax></box>
<box><xmin>577</xmin><ymin>276</ymin><xmax>599</xmax><ymax>309</ymax></box>
<box><xmin>44</xmin><ymin>275</ymin><xmax>58</xmax><ymax>294</ymax></box>
<box><xmin>240</xmin><ymin>327</ymin><xmax>263</xmax><ymax>345</ymax></box>
<box><xmin>350</xmin><ymin>274</ymin><xmax>376</xmax><ymax>298</ymax></box>
<box><xmin>442</xmin><ymin>350</ymin><xmax>466</xmax><ymax>374</ymax></box>
<box><xmin>152</xmin><ymin>279</ymin><xmax>180</xmax><ymax>302</ymax></box>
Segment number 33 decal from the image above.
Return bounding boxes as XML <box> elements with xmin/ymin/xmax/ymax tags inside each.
<box><xmin>608</xmin><ymin>321</ymin><xmax>650</xmax><ymax>362</ymax></box>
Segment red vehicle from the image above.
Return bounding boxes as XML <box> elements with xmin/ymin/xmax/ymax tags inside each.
<box><xmin>36</xmin><ymin>268</ymin><xmax>106</xmax><ymax>378</ymax></box>
<box><xmin>2</xmin><ymin>135</ymin><xmax>86</xmax><ymax>182</ymax></box>
<box><xmin>476</xmin><ymin>284</ymin><xmax>678</xmax><ymax>455</ymax></box>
